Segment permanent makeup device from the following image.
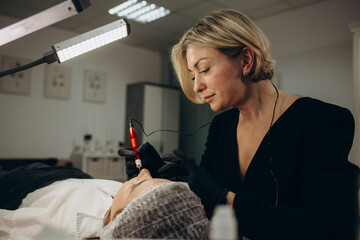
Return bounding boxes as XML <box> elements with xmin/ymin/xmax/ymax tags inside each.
<box><xmin>128</xmin><ymin>118</ymin><xmax>211</xmax><ymax>173</ymax></box>
<box><xmin>129</xmin><ymin>121</ymin><xmax>142</xmax><ymax>170</ymax></box>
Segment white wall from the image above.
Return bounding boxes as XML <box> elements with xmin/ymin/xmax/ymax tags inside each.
<box><xmin>0</xmin><ymin>15</ymin><xmax>162</xmax><ymax>158</ymax></box>
<box><xmin>275</xmin><ymin>40</ymin><xmax>353</xmax><ymax>109</ymax></box>
<box><xmin>255</xmin><ymin>0</ymin><xmax>359</xmax><ymax>108</ymax></box>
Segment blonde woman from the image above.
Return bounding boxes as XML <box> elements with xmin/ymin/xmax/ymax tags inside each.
<box><xmin>121</xmin><ymin>9</ymin><xmax>359</xmax><ymax>240</ymax></box>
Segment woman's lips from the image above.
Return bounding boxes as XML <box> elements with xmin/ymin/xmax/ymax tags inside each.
<box><xmin>203</xmin><ymin>94</ymin><xmax>215</xmax><ymax>103</ymax></box>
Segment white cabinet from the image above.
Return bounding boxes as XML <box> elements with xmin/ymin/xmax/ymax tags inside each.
<box><xmin>83</xmin><ymin>155</ymin><xmax>126</xmax><ymax>181</ymax></box>
<box><xmin>125</xmin><ymin>82</ymin><xmax>180</xmax><ymax>154</ymax></box>
<box><xmin>71</xmin><ymin>152</ymin><xmax>126</xmax><ymax>181</ymax></box>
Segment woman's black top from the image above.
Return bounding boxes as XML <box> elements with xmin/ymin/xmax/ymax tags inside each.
<box><xmin>201</xmin><ymin>97</ymin><xmax>359</xmax><ymax>240</ymax></box>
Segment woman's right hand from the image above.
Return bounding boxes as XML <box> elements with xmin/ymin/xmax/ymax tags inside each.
<box><xmin>118</xmin><ymin>142</ymin><xmax>165</xmax><ymax>179</ymax></box>
<box><xmin>117</xmin><ymin>148</ymin><xmax>138</xmax><ymax>179</ymax></box>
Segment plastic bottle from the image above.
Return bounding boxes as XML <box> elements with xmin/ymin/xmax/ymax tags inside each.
<box><xmin>209</xmin><ymin>205</ymin><xmax>238</xmax><ymax>240</ymax></box>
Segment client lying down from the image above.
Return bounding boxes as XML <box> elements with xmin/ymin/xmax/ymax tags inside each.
<box><xmin>0</xmin><ymin>163</ymin><xmax>209</xmax><ymax>239</ymax></box>
<box><xmin>101</xmin><ymin>168</ymin><xmax>209</xmax><ymax>239</ymax></box>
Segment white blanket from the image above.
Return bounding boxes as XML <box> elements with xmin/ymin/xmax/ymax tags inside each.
<box><xmin>0</xmin><ymin>178</ymin><xmax>122</xmax><ymax>240</ymax></box>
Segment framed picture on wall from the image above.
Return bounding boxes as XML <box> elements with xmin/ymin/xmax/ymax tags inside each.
<box><xmin>83</xmin><ymin>69</ymin><xmax>107</xmax><ymax>103</ymax></box>
<box><xmin>0</xmin><ymin>55</ymin><xmax>31</xmax><ymax>95</ymax></box>
<box><xmin>44</xmin><ymin>65</ymin><xmax>71</xmax><ymax>100</ymax></box>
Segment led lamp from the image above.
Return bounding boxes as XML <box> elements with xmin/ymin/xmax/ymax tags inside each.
<box><xmin>0</xmin><ymin>18</ymin><xmax>130</xmax><ymax>77</ymax></box>
<box><xmin>52</xmin><ymin>19</ymin><xmax>130</xmax><ymax>63</ymax></box>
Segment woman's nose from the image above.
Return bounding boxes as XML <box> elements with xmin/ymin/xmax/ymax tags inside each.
<box><xmin>193</xmin><ymin>76</ymin><xmax>205</xmax><ymax>93</ymax></box>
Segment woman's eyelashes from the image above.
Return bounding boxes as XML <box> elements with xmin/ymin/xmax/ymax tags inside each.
<box><xmin>191</xmin><ymin>68</ymin><xmax>210</xmax><ymax>81</ymax></box>
<box><xmin>200</xmin><ymin>68</ymin><xmax>209</xmax><ymax>74</ymax></box>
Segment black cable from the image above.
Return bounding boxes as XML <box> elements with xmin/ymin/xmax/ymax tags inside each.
<box><xmin>0</xmin><ymin>57</ymin><xmax>46</xmax><ymax>78</ymax></box>
<box><xmin>0</xmin><ymin>51</ymin><xmax>57</xmax><ymax>78</ymax></box>
<box><xmin>267</xmin><ymin>82</ymin><xmax>279</xmax><ymax>207</ymax></box>
<box><xmin>130</xmin><ymin>118</ymin><xmax>210</xmax><ymax>137</ymax></box>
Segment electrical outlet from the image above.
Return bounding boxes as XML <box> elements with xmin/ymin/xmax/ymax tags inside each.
<box><xmin>83</xmin><ymin>69</ymin><xmax>107</xmax><ymax>103</ymax></box>
<box><xmin>44</xmin><ymin>65</ymin><xmax>71</xmax><ymax>99</ymax></box>
<box><xmin>0</xmin><ymin>55</ymin><xmax>31</xmax><ymax>95</ymax></box>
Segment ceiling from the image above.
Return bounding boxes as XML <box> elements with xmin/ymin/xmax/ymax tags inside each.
<box><xmin>0</xmin><ymin>0</ymin><xmax>331</xmax><ymax>54</ymax></box>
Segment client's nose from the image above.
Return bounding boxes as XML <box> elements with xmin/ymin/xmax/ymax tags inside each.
<box><xmin>137</xmin><ymin>168</ymin><xmax>152</xmax><ymax>180</ymax></box>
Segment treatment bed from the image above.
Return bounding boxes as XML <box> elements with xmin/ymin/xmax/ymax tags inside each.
<box><xmin>0</xmin><ymin>160</ymin><xmax>123</xmax><ymax>240</ymax></box>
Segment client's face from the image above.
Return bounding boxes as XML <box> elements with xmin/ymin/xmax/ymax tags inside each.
<box><xmin>109</xmin><ymin>169</ymin><xmax>170</xmax><ymax>222</ymax></box>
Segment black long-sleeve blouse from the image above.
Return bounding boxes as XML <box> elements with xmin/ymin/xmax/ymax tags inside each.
<box><xmin>200</xmin><ymin>97</ymin><xmax>359</xmax><ymax>240</ymax></box>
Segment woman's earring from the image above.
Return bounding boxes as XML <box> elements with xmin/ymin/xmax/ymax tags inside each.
<box><xmin>244</xmin><ymin>72</ymin><xmax>248</xmax><ymax>77</ymax></box>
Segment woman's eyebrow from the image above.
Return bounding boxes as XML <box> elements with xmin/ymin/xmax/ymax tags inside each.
<box><xmin>130</xmin><ymin>179</ymin><xmax>148</xmax><ymax>193</ymax></box>
<box><xmin>188</xmin><ymin>57</ymin><xmax>209</xmax><ymax>72</ymax></box>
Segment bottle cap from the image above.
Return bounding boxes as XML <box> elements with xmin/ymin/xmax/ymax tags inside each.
<box><xmin>209</xmin><ymin>205</ymin><xmax>237</xmax><ymax>240</ymax></box>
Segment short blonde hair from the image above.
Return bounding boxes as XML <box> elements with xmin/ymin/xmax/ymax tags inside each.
<box><xmin>171</xmin><ymin>9</ymin><xmax>275</xmax><ymax>103</ymax></box>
